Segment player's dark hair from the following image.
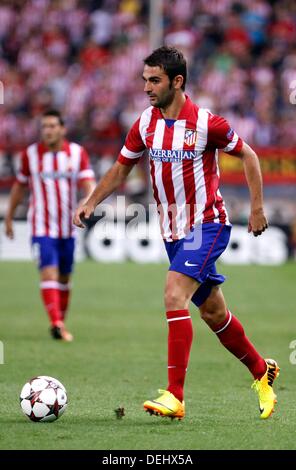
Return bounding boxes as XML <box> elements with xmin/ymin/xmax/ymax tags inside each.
<box><xmin>144</xmin><ymin>46</ymin><xmax>187</xmax><ymax>91</ymax></box>
<box><xmin>42</xmin><ymin>109</ymin><xmax>64</xmax><ymax>126</ymax></box>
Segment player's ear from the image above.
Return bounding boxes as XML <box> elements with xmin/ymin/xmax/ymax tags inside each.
<box><xmin>173</xmin><ymin>75</ymin><xmax>184</xmax><ymax>90</ymax></box>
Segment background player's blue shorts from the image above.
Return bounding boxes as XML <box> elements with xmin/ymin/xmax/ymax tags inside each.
<box><xmin>164</xmin><ymin>223</ymin><xmax>231</xmax><ymax>307</ymax></box>
<box><xmin>31</xmin><ymin>237</ymin><xmax>75</xmax><ymax>274</ymax></box>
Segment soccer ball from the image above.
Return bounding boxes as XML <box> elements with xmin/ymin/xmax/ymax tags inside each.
<box><xmin>20</xmin><ymin>376</ymin><xmax>67</xmax><ymax>422</ymax></box>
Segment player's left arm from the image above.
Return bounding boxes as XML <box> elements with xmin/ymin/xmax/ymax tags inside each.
<box><xmin>208</xmin><ymin>113</ymin><xmax>268</xmax><ymax>237</ymax></box>
<box><xmin>231</xmin><ymin>142</ymin><xmax>268</xmax><ymax>237</ymax></box>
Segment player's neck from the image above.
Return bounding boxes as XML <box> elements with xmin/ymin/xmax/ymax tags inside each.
<box><xmin>44</xmin><ymin>140</ymin><xmax>64</xmax><ymax>152</ymax></box>
<box><xmin>160</xmin><ymin>92</ymin><xmax>186</xmax><ymax>120</ymax></box>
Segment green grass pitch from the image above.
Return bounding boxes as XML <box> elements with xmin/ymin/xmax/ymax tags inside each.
<box><xmin>0</xmin><ymin>260</ymin><xmax>295</xmax><ymax>450</ymax></box>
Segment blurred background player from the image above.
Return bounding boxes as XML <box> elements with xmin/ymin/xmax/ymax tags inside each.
<box><xmin>4</xmin><ymin>110</ymin><xmax>95</xmax><ymax>341</ymax></box>
<box><xmin>74</xmin><ymin>46</ymin><xmax>279</xmax><ymax>420</ymax></box>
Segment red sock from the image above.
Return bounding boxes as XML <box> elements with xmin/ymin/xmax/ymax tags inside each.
<box><xmin>58</xmin><ymin>283</ymin><xmax>71</xmax><ymax>320</ymax></box>
<box><xmin>40</xmin><ymin>281</ymin><xmax>62</xmax><ymax>327</ymax></box>
<box><xmin>166</xmin><ymin>309</ymin><xmax>193</xmax><ymax>402</ymax></box>
<box><xmin>210</xmin><ymin>310</ymin><xmax>266</xmax><ymax>379</ymax></box>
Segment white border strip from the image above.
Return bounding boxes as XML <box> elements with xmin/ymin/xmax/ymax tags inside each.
<box><xmin>167</xmin><ymin>316</ymin><xmax>191</xmax><ymax>322</ymax></box>
<box><xmin>214</xmin><ymin>311</ymin><xmax>232</xmax><ymax>334</ymax></box>
<box><xmin>58</xmin><ymin>283</ymin><xmax>71</xmax><ymax>291</ymax></box>
<box><xmin>40</xmin><ymin>281</ymin><xmax>60</xmax><ymax>289</ymax></box>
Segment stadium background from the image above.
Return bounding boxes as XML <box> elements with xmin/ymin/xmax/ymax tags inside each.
<box><xmin>0</xmin><ymin>0</ymin><xmax>295</xmax><ymax>451</ymax></box>
<box><xmin>0</xmin><ymin>0</ymin><xmax>296</xmax><ymax>262</ymax></box>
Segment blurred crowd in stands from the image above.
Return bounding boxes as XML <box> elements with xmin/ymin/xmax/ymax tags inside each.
<box><xmin>0</xmin><ymin>0</ymin><xmax>295</xmax><ymax>235</ymax></box>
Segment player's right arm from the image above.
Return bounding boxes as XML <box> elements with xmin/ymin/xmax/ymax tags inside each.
<box><xmin>5</xmin><ymin>150</ymin><xmax>29</xmax><ymax>239</ymax></box>
<box><xmin>5</xmin><ymin>182</ymin><xmax>27</xmax><ymax>239</ymax></box>
<box><xmin>73</xmin><ymin>118</ymin><xmax>145</xmax><ymax>228</ymax></box>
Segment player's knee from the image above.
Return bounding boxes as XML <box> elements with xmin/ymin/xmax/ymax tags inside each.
<box><xmin>199</xmin><ymin>306</ymin><xmax>227</xmax><ymax>326</ymax></box>
<box><xmin>40</xmin><ymin>266</ymin><xmax>59</xmax><ymax>282</ymax></box>
<box><xmin>164</xmin><ymin>288</ymin><xmax>188</xmax><ymax>311</ymax></box>
<box><xmin>199</xmin><ymin>286</ymin><xmax>227</xmax><ymax>325</ymax></box>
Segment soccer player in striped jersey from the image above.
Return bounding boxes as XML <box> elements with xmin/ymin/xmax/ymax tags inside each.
<box><xmin>5</xmin><ymin>110</ymin><xmax>95</xmax><ymax>341</ymax></box>
<box><xmin>74</xmin><ymin>47</ymin><xmax>279</xmax><ymax>419</ymax></box>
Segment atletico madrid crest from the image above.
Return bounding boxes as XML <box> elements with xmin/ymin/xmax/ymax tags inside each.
<box><xmin>184</xmin><ymin>129</ymin><xmax>197</xmax><ymax>146</ymax></box>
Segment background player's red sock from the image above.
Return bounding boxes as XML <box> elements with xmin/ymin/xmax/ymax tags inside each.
<box><xmin>40</xmin><ymin>281</ymin><xmax>62</xmax><ymax>327</ymax></box>
<box><xmin>210</xmin><ymin>310</ymin><xmax>266</xmax><ymax>379</ymax></box>
<box><xmin>58</xmin><ymin>283</ymin><xmax>71</xmax><ymax>320</ymax></box>
<box><xmin>166</xmin><ymin>309</ymin><xmax>193</xmax><ymax>402</ymax></box>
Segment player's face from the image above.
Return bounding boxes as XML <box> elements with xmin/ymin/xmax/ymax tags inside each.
<box><xmin>41</xmin><ymin>116</ymin><xmax>65</xmax><ymax>147</ymax></box>
<box><xmin>142</xmin><ymin>65</ymin><xmax>176</xmax><ymax>109</ymax></box>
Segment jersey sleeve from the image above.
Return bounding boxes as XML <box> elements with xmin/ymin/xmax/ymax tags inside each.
<box><xmin>78</xmin><ymin>147</ymin><xmax>95</xmax><ymax>181</ymax></box>
<box><xmin>207</xmin><ymin>113</ymin><xmax>243</xmax><ymax>155</ymax></box>
<box><xmin>16</xmin><ymin>150</ymin><xmax>30</xmax><ymax>184</ymax></box>
<box><xmin>117</xmin><ymin>118</ymin><xmax>146</xmax><ymax>166</ymax></box>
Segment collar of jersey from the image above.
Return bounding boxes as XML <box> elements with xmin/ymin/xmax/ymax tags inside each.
<box><xmin>154</xmin><ymin>94</ymin><xmax>195</xmax><ymax>121</ymax></box>
<box><xmin>38</xmin><ymin>140</ymin><xmax>71</xmax><ymax>155</ymax></box>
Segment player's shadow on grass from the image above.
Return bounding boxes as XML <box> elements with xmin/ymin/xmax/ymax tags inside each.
<box><xmin>65</xmin><ymin>415</ymin><xmax>181</xmax><ymax>426</ymax></box>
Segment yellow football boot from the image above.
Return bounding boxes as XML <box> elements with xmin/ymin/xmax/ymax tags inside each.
<box><xmin>143</xmin><ymin>389</ymin><xmax>185</xmax><ymax>420</ymax></box>
<box><xmin>251</xmin><ymin>359</ymin><xmax>280</xmax><ymax>419</ymax></box>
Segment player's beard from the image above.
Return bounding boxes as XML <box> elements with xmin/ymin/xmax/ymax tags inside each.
<box><xmin>150</xmin><ymin>84</ymin><xmax>175</xmax><ymax>110</ymax></box>
<box><xmin>43</xmin><ymin>135</ymin><xmax>63</xmax><ymax>149</ymax></box>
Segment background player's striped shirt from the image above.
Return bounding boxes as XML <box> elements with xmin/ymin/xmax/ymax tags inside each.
<box><xmin>118</xmin><ymin>96</ymin><xmax>243</xmax><ymax>241</ymax></box>
<box><xmin>17</xmin><ymin>140</ymin><xmax>95</xmax><ymax>238</ymax></box>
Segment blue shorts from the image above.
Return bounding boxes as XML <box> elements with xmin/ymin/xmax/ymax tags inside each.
<box><xmin>164</xmin><ymin>223</ymin><xmax>231</xmax><ymax>307</ymax></box>
<box><xmin>31</xmin><ymin>237</ymin><xmax>75</xmax><ymax>274</ymax></box>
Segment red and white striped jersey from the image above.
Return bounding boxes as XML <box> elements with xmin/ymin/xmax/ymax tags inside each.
<box><xmin>118</xmin><ymin>96</ymin><xmax>243</xmax><ymax>241</ymax></box>
<box><xmin>17</xmin><ymin>140</ymin><xmax>95</xmax><ymax>238</ymax></box>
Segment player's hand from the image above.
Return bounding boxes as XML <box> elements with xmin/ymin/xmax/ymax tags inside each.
<box><xmin>248</xmin><ymin>208</ymin><xmax>268</xmax><ymax>237</ymax></box>
<box><xmin>73</xmin><ymin>203</ymin><xmax>94</xmax><ymax>228</ymax></box>
<box><xmin>4</xmin><ymin>216</ymin><xmax>14</xmax><ymax>239</ymax></box>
